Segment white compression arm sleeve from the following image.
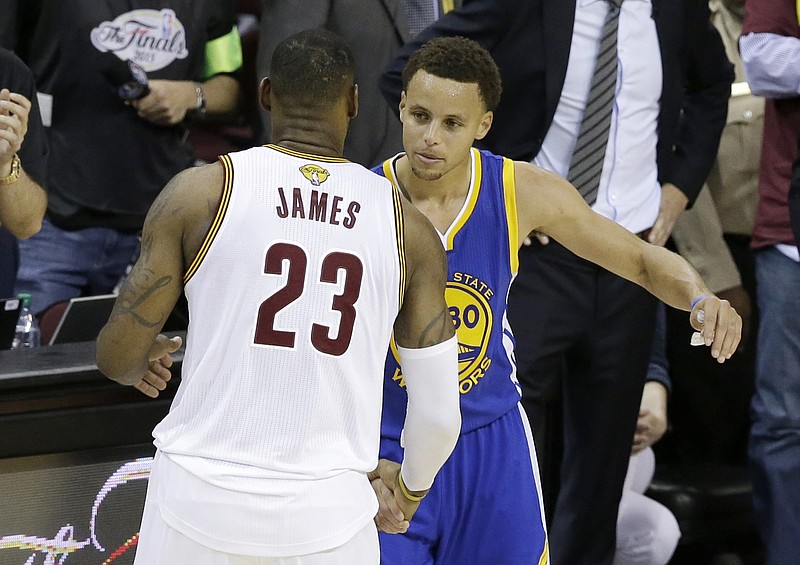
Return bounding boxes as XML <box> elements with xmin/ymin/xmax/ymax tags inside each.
<box><xmin>397</xmin><ymin>334</ymin><xmax>461</xmax><ymax>492</ymax></box>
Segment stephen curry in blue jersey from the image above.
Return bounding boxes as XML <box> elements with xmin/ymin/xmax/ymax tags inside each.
<box><xmin>369</xmin><ymin>37</ymin><xmax>742</xmax><ymax>565</ymax></box>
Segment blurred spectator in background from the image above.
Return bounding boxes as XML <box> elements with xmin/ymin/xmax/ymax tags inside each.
<box><xmin>740</xmin><ymin>1</ymin><xmax>800</xmax><ymax>563</ymax></box>
<box><xmin>258</xmin><ymin>0</ymin><xmax>460</xmax><ymax>167</ymax></box>
<box><xmin>615</xmin><ymin>310</ymin><xmax>681</xmax><ymax>565</ymax></box>
<box><xmin>616</xmin><ymin>446</ymin><xmax>680</xmax><ymax>565</ymax></box>
<box><xmin>622</xmin><ymin>4</ymin><xmax>763</xmax><ymax>562</ymax></box>
<box><xmin>656</xmin><ymin>0</ymin><xmax>761</xmax><ymax>468</ymax></box>
<box><xmin>1</xmin><ymin>1</ymin><xmax>242</xmax><ymax>315</ymax></box>
<box><xmin>0</xmin><ymin>47</ymin><xmax>47</xmax><ymax>299</ymax></box>
<box><xmin>187</xmin><ymin>2</ymin><xmax>263</xmax><ymax>162</ymax></box>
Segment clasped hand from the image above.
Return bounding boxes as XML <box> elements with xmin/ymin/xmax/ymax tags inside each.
<box><xmin>368</xmin><ymin>459</ymin><xmax>424</xmax><ymax>534</ymax></box>
<box><xmin>0</xmin><ymin>89</ymin><xmax>30</xmax><ymax>169</ymax></box>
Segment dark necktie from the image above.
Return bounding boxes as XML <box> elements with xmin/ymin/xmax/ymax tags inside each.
<box><xmin>407</xmin><ymin>0</ymin><xmax>437</xmax><ymax>37</ymax></box>
<box><xmin>567</xmin><ymin>0</ymin><xmax>624</xmax><ymax>205</ymax></box>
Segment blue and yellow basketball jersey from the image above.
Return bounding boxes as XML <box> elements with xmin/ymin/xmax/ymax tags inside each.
<box><xmin>374</xmin><ymin>148</ymin><xmax>522</xmax><ymax>437</ymax></box>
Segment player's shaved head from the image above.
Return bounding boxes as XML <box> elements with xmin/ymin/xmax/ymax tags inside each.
<box><xmin>270</xmin><ymin>28</ymin><xmax>356</xmax><ymax>109</ymax></box>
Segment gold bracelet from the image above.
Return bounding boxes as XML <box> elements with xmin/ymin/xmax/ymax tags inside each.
<box><xmin>397</xmin><ymin>472</ymin><xmax>427</xmax><ymax>502</ymax></box>
<box><xmin>0</xmin><ymin>154</ymin><xmax>21</xmax><ymax>186</ymax></box>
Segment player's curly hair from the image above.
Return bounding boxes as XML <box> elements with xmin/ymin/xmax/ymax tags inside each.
<box><xmin>402</xmin><ymin>36</ymin><xmax>502</xmax><ymax>112</ymax></box>
<box><xmin>271</xmin><ymin>28</ymin><xmax>355</xmax><ymax>108</ymax></box>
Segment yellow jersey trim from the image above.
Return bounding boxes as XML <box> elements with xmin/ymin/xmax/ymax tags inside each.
<box><xmin>444</xmin><ymin>148</ymin><xmax>482</xmax><ymax>251</ymax></box>
<box><xmin>384</xmin><ymin>160</ymin><xmax>406</xmax><ymax>364</ymax></box>
<box><xmin>538</xmin><ymin>541</ymin><xmax>550</xmax><ymax>565</ymax></box>
<box><xmin>383</xmin><ymin>156</ymin><xmax>408</xmax><ymax>307</ymax></box>
<box><xmin>502</xmin><ymin>158</ymin><xmax>519</xmax><ymax>274</ymax></box>
<box><xmin>184</xmin><ymin>155</ymin><xmax>233</xmax><ymax>284</ymax></box>
<box><xmin>265</xmin><ymin>144</ymin><xmax>349</xmax><ymax>163</ymax></box>
<box><xmin>204</xmin><ymin>26</ymin><xmax>243</xmax><ymax>78</ymax></box>
<box><xmin>382</xmin><ymin>158</ymin><xmax>396</xmax><ymax>185</ymax></box>
<box><xmin>442</xmin><ymin>0</ymin><xmax>455</xmax><ymax>14</ymax></box>
<box><xmin>391</xmin><ymin>183</ymin><xmax>407</xmax><ymax>310</ymax></box>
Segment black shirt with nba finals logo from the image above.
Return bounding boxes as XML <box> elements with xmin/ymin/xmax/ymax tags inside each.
<box><xmin>9</xmin><ymin>1</ymin><xmax>239</xmax><ymax>231</ymax></box>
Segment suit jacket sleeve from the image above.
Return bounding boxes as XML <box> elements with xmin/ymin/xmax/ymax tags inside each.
<box><xmin>667</xmin><ymin>2</ymin><xmax>734</xmax><ymax>202</ymax></box>
<box><xmin>380</xmin><ymin>0</ymin><xmax>516</xmax><ymax>113</ymax></box>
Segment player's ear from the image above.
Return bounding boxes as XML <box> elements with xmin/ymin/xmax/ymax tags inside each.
<box><xmin>399</xmin><ymin>91</ymin><xmax>407</xmax><ymax>120</ymax></box>
<box><xmin>348</xmin><ymin>83</ymin><xmax>359</xmax><ymax>119</ymax></box>
<box><xmin>475</xmin><ymin>111</ymin><xmax>493</xmax><ymax>141</ymax></box>
<box><xmin>259</xmin><ymin>77</ymin><xmax>272</xmax><ymax>112</ymax></box>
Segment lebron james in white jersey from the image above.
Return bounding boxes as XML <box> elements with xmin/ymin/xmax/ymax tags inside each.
<box><xmin>97</xmin><ymin>30</ymin><xmax>461</xmax><ymax>565</ymax></box>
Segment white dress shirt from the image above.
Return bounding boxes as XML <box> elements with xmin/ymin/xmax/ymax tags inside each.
<box><xmin>535</xmin><ymin>0</ymin><xmax>662</xmax><ymax>234</ymax></box>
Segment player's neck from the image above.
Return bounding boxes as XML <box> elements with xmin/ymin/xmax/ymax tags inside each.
<box><xmin>271</xmin><ymin>136</ymin><xmax>343</xmax><ymax>159</ymax></box>
<box><xmin>396</xmin><ymin>155</ymin><xmax>471</xmax><ymax>233</ymax></box>
<box><xmin>270</xmin><ymin>117</ymin><xmax>346</xmax><ymax>159</ymax></box>
<box><xmin>397</xmin><ymin>154</ymin><xmax>471</xmax><ymax>204</ymax></box>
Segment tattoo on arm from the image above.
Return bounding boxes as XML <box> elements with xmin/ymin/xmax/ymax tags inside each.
<box><xmin>146</xmin><ymin>175</ymin><xmax>184</xmax><ymax>225</ymax></box>
<box><xmin>111</xmin><ymin>268</ymin><xmax>173</xmax><ymax>328</ymax></box>
<box><xmin>416</xmin><ymin>308</ymin><xmax>453</xmax><ymax>348</ymax></box>
<box><xmin>138</xmin><ymin>231</ymin><xmax>154</xmax><ymax>263</ymax></box>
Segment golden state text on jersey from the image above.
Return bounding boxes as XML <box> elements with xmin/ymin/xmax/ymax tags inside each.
<box><xmin>389</xmin><ymin>271</ymin><xmax>495</xmax><ymax>395</ymax></box>
<box><xmin>376</xmin><ymin>148</ymin><xmax>524</xmax><ymax>437</ymax></box>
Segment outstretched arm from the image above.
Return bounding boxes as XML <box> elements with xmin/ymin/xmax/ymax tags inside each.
<box><xmin>96</xmin><ymin>164</ymin><xmax>223</xmax><ymax>388</ymax></box>
<box><xmin>515</xmin><ymin>162</ymin><xmax>741</xmax><ymax>362</ymax></box>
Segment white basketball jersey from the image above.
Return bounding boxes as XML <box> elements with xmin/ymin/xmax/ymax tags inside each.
<box><xmin>151</xmin><ymin>145</ymin><xmax>406</xmax><ymax>556</ymax></box>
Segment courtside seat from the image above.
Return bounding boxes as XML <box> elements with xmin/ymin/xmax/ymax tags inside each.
<box><xmin>647</xmin><ymin>465</ymin><xmax>755</xmax><ymax>546</ymax></box>
<box><xmin>38</xmin><ymin>299</ymin><xmax>69</xmax><ymax>346</ymax></box>
<box><xmin>646</xmin><ymin>464</ymin><xmax>763</xmax><ymax>564</ymax></box>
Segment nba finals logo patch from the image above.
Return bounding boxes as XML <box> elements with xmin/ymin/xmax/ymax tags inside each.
<box><xmin>391</xmin><ymin>272</ymin><xmax>494</xmax><ymax>395</ymax></box>
<box><xmin>300</xmin><ymin>164</ymin><xmax>330</xmax><ymax>186</ymax></box>
<box><xmin>90</xmin><ymin>9</ymin><xmax>188</xmax><ymax>72</ymax></box>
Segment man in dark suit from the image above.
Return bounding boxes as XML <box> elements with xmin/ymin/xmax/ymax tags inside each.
<box><xmin>258</xmin><ymin>0</ymin><xmax>460</xmax><ymax>168</ymax></box>
<box><xmin>381</xmin><ymin>2</ymin><xmax>733</xmax><ymax>563</ymax></box>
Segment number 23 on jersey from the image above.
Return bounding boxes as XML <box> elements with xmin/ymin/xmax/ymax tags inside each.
<box><xmin>253</xmin><ymin>242</ymin><xmax>364</xmax><ymax>357</ymax></box>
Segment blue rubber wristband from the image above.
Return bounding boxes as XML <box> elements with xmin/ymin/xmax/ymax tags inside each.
<box><xmin>690</xmin><ymin>296</ymin><xmax>709</xmax><ymax>310</ymax></box>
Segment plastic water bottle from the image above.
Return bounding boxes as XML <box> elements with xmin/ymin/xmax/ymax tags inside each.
<box><xmin>12</xmin><ymin>293</ymin><xmax>41</xmax><ymax>349</ymax></box>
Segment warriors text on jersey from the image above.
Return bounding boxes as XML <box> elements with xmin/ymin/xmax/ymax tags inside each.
<box><xmin>152</xmin><ymin>145</ymin><xmax>406</xmax><ymax>556</ymax></box>
<box><xmin>375</xmin><ymin>148</ymin><xmax>522</xmax><ymax>438</ymax></box>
